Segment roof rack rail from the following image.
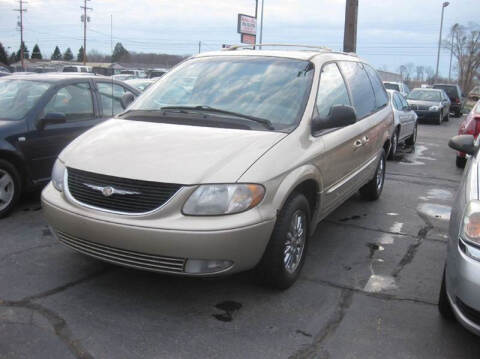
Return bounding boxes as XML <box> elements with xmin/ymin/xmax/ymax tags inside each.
<box><xmin>224</xmin><ymin>43</ymin><xmax>332</xmax><ymax>51</ymax></box>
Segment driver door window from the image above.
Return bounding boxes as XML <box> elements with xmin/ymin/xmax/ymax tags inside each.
<box><xmin>43</xmin><ymin>82</ymin><xmax>94</xmax><ymax>122</ymax></box>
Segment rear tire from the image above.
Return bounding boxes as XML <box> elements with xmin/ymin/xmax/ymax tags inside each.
<box><xmin>456</xmin><ymin>156</ymin><xmax>467</xmax><ymax>169</ymax></box>
<box><xmin>256</xmin><ymin>193</ymin><xmax>310</xmax><ymax>290</ymax></box>
<box><xmin>455</xmin><ymin>109</ymin><xmax>462</xmax><ymax>117</ymax></box>
<box><xmin>444</xmin><ymin>112</ymin><xmax>449</xmax><ymax>121</ymax></box>
<box><xmin>0</xmin><ymin>159</ymin><xmax>21</xmax><ymax>219</ymax></box>
<box><xmin>360</xmin><ymin>149</ymin><xmax>385</xmax><ymax>201</ymax></box>
<box><xmin>438</xmin><ymin>268</ymin><xmax>455</xmax><ymax>320</ymax></box>
<box><xmin>387</xmin><ymin>130</ymin><xmax>398</xmax><ymax>160</ymax></box>
<box><xmin>405</xmin><ymin>124</ymin><xmax>417</xmax><ymax>147</ymax></box>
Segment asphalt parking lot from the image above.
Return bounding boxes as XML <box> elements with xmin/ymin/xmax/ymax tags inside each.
<box><xmin>2</xmin><ymin>116</ymin><xmax>480</xmax><ymax>359</ymax></box>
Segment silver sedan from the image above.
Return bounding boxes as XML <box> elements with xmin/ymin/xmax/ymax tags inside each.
<box><xmin>440</xmin><ymin>134</ymin><xmax>480</xmax><ymax>336</ymax></box>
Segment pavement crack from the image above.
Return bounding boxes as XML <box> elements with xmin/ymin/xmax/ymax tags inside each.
<box><xmin>290</xmin><ymin>288</ymin><xmax>353</xmax><ymax>359</ymax></box>
<box><xmin>391</xmin><ymin>211</ymin><xmax>433</xmax><ymax>278</ymax></box>
<box><xmin>0</xmin><ymin>244</ymin><xmax>57</xmax><ymax>263</ymax></box>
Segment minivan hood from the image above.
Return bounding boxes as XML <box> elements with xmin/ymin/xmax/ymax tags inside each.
<box><xmin>60</xmin><ymin>119</ymin><xmax>287</xmax><ymax>184</ymax></box>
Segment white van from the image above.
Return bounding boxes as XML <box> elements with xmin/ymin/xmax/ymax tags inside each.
<box><xmin>62</xmin><ymin>65</ymin><xmax>93</xmax><ymax>73</ymax></box>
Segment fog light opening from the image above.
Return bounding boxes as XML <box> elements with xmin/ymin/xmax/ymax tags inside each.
<box><xmin>185</xmin><ymin>259</ymin><xmax>233</xmax><ymax>274</ymax></box>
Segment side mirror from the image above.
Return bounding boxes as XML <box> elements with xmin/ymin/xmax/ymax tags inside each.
<box><xmin>312</xmin><ymin>105</ymin><xmax>357</xmax><ymax>133</ymax></box>
<box><xmin>120</xmin><ymin>92</ymin><xmax>135</xmax><ymax>109</ymax></box>
<box><xmin>38</xmin><ymin>112</ymin><xmax>66</xmax><ymax>130</ymax></box>
<box><xmin>448</xmin><ymin>135</ymin><xmax>476</xmax><ymax>155</ymax></box>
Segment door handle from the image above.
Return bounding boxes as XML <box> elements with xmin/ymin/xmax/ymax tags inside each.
<box><xmin>353</xmin><ymin>139</ymin><xmax>363</xmax><ymax>148</ymax></box>
<box><xmin>362</xmin><ymin>136</ymin><xmax>369</xmax><ymax>144</ymax></box>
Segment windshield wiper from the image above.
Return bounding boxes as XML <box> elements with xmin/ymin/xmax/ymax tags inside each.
<box><xmin>160</xmin><ymin>105</ymin><xmax>275</xmax><ymax>130</ymax></box>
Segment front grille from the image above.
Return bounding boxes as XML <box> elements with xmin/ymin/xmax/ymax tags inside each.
<box><xmin>456</xmin><ymin>297</ymin><xmax>480</xmax><ymax>325</ymax></box>
<box><xmin>67</xmin><ymin>167</ymin><xmax>181</xmax><ymax>214</ymax></box>
<box><xmin>411</xmin><ymin>104</ymin><xmax>429</xmax><ymax>111</ymax></box>
<box><xmin>56</xmin><ymin>230</ymin><xmax>186</xmax><ymax>273</ymax></box>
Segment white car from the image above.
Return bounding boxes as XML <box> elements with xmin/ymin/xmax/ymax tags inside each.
<box><xmin>387</xmin><ymin>89</ymin><xmax>418</xmax><ymax>158</ymax></box>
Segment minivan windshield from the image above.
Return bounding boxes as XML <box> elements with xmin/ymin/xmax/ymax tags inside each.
<box><xmin>407</xmin><ymin>89</ymin><xmax>441</xmax><ymax>102</ymax></box>
<box><xmin>0</xmin><ymin>79</ymin><xmax>52</xmax><ymax>121</ymax></box>
<box><xmin>384</xmin><ymin>83</ymin><xmax>400</xmax><ymax>91</ymax></box>
<box><xmin>130</xmin><ymin>56</ymin><xmax>314</xmax><ymax>131</ymax></box>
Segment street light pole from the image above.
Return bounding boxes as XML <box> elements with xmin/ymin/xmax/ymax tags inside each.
<box><xmin>435</xmin><ymin>1</ymin><xmax>449</xmax><ymax>82</ymax></box>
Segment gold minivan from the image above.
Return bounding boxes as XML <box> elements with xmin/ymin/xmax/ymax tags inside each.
<box><xmin>42</xmin><ymin>46</ymin><xmax>393</xmax><ymax>289</ymax></box>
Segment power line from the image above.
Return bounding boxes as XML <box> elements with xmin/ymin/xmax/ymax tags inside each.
<box><xmin>13</xmin><ymin>0</ymin><xmax>27</xmax><ymax>69</ymax></box>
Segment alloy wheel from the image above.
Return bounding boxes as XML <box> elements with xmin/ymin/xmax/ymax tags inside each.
<box><xmin>0</xmin><ymin>169</ymin><xmax>15</xmax><ymax>211</ymax></box>
<box><xmin>284</xmin><ymin>209</ymin><xmax>307</xmax><ymax>274</ymax></box>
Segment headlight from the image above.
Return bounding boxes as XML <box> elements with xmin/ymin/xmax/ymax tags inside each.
<box><xmin>51</xmin><ymin>159</ymin><xmax>66</xmax><ymax>191</ymax></box>
<box><xmin>429</xmin><ymin>105</ymin><xmax>439</xmax><ymax>111</ymax></box>
<box><xmin>461</xmin><ymin>200</ymin><xmax>480</xmax><ymax>246</ymax></box>
<box><xmin>183</xmin><ymin>184</ymin><xmax>265</xmax><ymax>215</ymax></box>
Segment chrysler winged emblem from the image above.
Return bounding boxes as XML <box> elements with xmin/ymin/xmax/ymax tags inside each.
<box><xmin>83</xmin><ymin>183</ymin><xmax>141</xmax><ymax>197</ymax></box>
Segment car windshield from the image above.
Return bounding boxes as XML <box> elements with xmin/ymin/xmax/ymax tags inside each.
<box><xmin>384</xmin><ymin>83</ymin><xmax>400</xmax><ymax>91</ymax></box>
<box><xmin>407</xmin><ymin>90</ymin><xmax>441</xmax><ymax>102</ymax></box>
<box><xmin>433</xmin><ymin>85</ymin><xmax>457</xmax><ymax>97</ymax></box>
<box><xmin>130</xmin><ymin>56</ymin><xmax>314</xmax><ymax>131</ymax></box>
<box><xmin>0</xmin><ymin>79</ymin><xmax>52</xmax><ymax>121</ymax></box>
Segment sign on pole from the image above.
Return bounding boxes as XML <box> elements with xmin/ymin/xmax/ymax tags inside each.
<box><xmin>241</xmin><ymin>34</ymin><xmax>256</xmax><ymax>45</ymax></box>
<box><xmin>237</xmin><ymin>13</ymin><xmax>257</xmax><ymax>45</ymax></box>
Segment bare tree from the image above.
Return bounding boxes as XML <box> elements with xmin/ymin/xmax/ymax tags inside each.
<box><xmin>442</xmin><ymin>23</ymin><xmax>480</xmax><ymax>93</ymax></box>
<box><xmin>416</xmin><ymin>66</ymin><xmax>424</xmax><ymax>81</ymax></box>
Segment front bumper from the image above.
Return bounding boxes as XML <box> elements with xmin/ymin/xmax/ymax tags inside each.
<box><xmin>413</xmin><ymin>110</ymin><xmax>441</xmax><ymax>121</ymax></box>
<box><xmin>446</xmin><ymin>238</ymin><xmax>480</xmax><ymax>336</ymax></box>
<box><xmin>42</xmin><ymin>183</ymin><xmax>276</xmax><ymax>276</ymax></box>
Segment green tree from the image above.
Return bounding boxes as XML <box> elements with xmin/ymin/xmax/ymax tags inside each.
<box><xmin>77</xmin><ymin>46</ymin><xmax>85</xmax><ymax>62</ymax></box>
<box><xmin>51</xmin><ymin>46</ymin><xmax>62</xmax><ymax>60</ymax></box>
<box><xmin>16</xmin><ymin>41</ymin><xmax>29</xmax><ymax>60</ymax></box>
<box><xmin>0</xmin><ymin>42</ymin><xmax>9</xmax><ymax>65</ymax></box>
<box><xmin>8</xmin><ymin>53</ymin><xmax>16</xmax><ymax>64</ymax></box>
<box><xmin>63</xmin><ymin>47</ymin><xmax>73</xmax><ymax>61</ymax></box>
<box><xmin>31</xmin><ymin>44</ymin><xmax>42</xmax><ymax>59</ymax></box>
<box><xmin>111</xmin><ymin>42</ymin><xmax>129</xmax><ymax>62</ymax></box>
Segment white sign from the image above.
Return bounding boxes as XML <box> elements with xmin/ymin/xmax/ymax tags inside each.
<box><xmin>237</xmin><ymin>14</ymin><xmax>256</xmax><ymax>35</ymax></box>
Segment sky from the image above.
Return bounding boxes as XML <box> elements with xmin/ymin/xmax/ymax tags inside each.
<box><xmin>0</xmin><ymin>0</ymin><xmax>478</xmax><ymax>77</ymax></box>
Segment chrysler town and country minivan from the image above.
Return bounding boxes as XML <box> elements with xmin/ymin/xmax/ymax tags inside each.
<box><xmin>42</xmin><ymin>48</ymin><xmax>394</xmax><ymax>289</ymax></box>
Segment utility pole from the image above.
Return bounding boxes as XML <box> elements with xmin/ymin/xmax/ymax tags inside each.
<box><xmin>343</xmin><ymin>0</ymin><xmax>358</xmax><ymax>53</ymax></box>
<box><xmin>13</xmin><ymin>0</ymin><xmax>27</xmax><ymax>71</ymax></box>
<box><xmin>259</xmin><ymin>0</ymin><xmax>264</xmax><ymax>49</ymax></box>
<box><xmin>81</xmin><ymin>0</ymin><xmax>92</xmax><ymax>65</ymax></box>
<box><xmin>198</xmin><ymin>41</ymin><xmax>201</xmax><ymax>54</ymax></box>
<box><xmin>254</xmin><ymin>0</ymin><xmax>258</xmax><ymax>50</ymax></box>
<box><xmin>435</xmin><ymin>2</ymin><xmax>449</xmax><ymax>82</ymax></box>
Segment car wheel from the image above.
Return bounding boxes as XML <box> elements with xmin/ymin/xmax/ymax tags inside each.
<box><xmin>387</xmin><ymin>130</ymin><xmax>398</xmax><ymax>160</ymax></box>
<box><xmin>0</xmin><ymin>159</ymin><xmax>21</xmax><ymax>219</ymax></box>
<box><xmin>360</xmin><ymin>149</ymin><xmax>385</xmax><ymax>201</ymax></box>
<box><xmin>456</xmin><ymin>156</ymin><xmax>467</xmax><ymax>169</ymax></box>
<box><xmin>455</xmin><ymin>109</ymin><xmax>462</xmax><ymax>117</ymax></box>
<box><xmin>438</xmin><ymin>268</ymin><xmax>455</xmax><ymax>320</ymax></box>
<box><xmin>444</xmin><ymin>111</ymin><xmax>449</xmax><ymax>121</ymax></box>
<box><xmin>256</xmin><ymin>192</ymin><xmax>310</xmax><ymax>290</ymax></box>
<box><xmin>405</xmin><ymin>124</ymin><xmax>417</xmax><ymax>147</ymax></box>
<box><xmin>437</xmin><ymin>112</ymin><xmax>443</xmax><ymax>125</ymax></box>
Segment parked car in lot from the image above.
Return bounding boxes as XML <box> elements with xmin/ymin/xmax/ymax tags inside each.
<box><xmin>439</xmin><ymin>134</ymin><xmax>480</xmax><ymax>336</ymax></box>
<box><xmin>147</xmin><ymin>68</ymin><xmax>168</xmax><ymax>78</ymax></box>
<box><xmin>406</xmin><ymin>88</ymin><xmax>450</xmax><ymax>125</ymax></box>
<box><xmin>469</xmin><ymin>86</ymin><xmax>480</xmax><ymax>102</ymax></box>
<box><xmin>0</xmin><ymin>73</ymin><xmax>140</xmax><ymax>217</ymax></box>
<box><xmin>120</xmin><ymin>69</ymin><xmax>146</xmax><ymax>78</ymax></box>
<box><xmin>383</xmin><ymin>81</ymin><xmax>410</xmax><ymax>97</ymax></box>
<box><xmin>42</xmin><ymin>47</ymin><xmax>393</xmax><ymax>289</ymax></box>
<box><xmin>112</xmin><ymin>74</ymin><xmax>136</xmax><ymax>82</ymax></box>
<box><xmin>433</xmin><ymin>83</ymin><xmax>464</xmax><ymax>117</ymax></box>
<box><xmin>125</xmin><ymin>78</ymin><xmax>156</xmax><ymax>92</ymax></box>
<box><xmin>386</xmin><ymin>89</ymin><xmax>417</xmax><ymax>158</ymax></box>
<box><xmin>62</xmin><ymin>65</ymin><xmax>92</xmax><ymax>73</ymax></box>
<box><xmin>456</xmin><ymin>100</ymin><xmax>480</xmax><ymax>168</ymax></box>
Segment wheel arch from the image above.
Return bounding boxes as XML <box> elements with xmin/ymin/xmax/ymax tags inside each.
<box><xmin>0</xmin><ymin>150</ymin><xmax>28</xmax><ymax>190</ymax></box>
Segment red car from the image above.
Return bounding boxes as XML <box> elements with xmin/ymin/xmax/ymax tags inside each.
<box><xmin>457</xmin><ymin>100</ymin><xmax>480</xmax><ymax>168</ymax></box>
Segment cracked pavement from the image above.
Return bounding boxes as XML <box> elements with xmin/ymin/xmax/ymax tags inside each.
<box><xmin>2</xmin><ymin>117</ymin><xmax>480</xmax><ymax>358</ymax></box>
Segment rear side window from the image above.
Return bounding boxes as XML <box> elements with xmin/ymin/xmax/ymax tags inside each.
<box><xmin>398</xmin><ymin>93</ymin><xmax>409</xmax><ymax>109</ymax></box>
<box><xmin>315</xmin><ymin>63</ymin><xmax>351</xmax><ymax>119</ymax></box>
<box><xmin>364</xmin><ymin>64</ymin><xmax>388</xmax><ymax>109</ymax></box>
<box><xmin>338</xmin><ymin>61</ymin><xmax>375</xmax><ymax>119</ymax></box>
<box><xmin>392</xmin><ymin>93</ymin><xmax>403</xmax><ymax>110</ymax></box>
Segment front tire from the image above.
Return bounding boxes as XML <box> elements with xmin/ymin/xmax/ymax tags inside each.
<box><xmin>256</xmin><ymin>193</ymin><xmax>310</xmax><ymax>290</ymax></box>
<box><xmin>437</xmin><ymin>112</ymin><xmax>443</xmax><ymax>125</ymax></box>
<box><xmin>387</xmin><ymin>130</ymin><xmax>398</xmax><ymax>160</ymax></box>
<box><xmin>0</xmin><ymin>159</ymin><xmax>21</xmax><ymax>219</ymax></box>
<box><xmin>456</xmin><ymin>156</ymin><xmax>467</xmax><ymax>168</ymax></box>
<box><xmin>438</xmin><ymin>268</ymin><xmax>455</xmax><ymax>320</ymax></box>
<box><xmin>360</xmin><ymin>149</ymin><xmax>385</xmax><ymax>201</ymax></box>
<box><xmin>405</xmin><ymin>124</ymin><xmax>417</xmax><ymax>147</ymax></box>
